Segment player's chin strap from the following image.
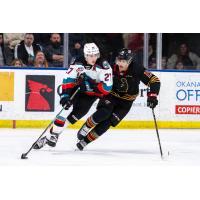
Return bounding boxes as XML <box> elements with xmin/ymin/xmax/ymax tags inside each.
<box><xmin>21</xmin><ymin>87</ymin><xmax>80</xmax><ymax>160</ymax></box>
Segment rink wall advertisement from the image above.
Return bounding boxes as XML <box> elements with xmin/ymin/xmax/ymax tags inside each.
<box><xmin>25</xmin><ymin>75</ymin><xmax>55</xmax><ymax>112</ymax></box>
<box><xmin>0</xmin><ymin>68</ymin><xmax>200</xmax><ymax>128</ymax></box>
<box><xmin>0</xmin><ymin>69</ymin><xmax>65</xmax><ymax>121</ymax></box>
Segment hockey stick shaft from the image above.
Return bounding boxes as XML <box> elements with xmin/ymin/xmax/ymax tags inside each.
<box><xmin>22</xmin><ymin>87</ymin><xmax>80</xmax><ymax>158</ymax></box>
<box><xmin>152</xmin><ymin>108</ymin><xmax>163</xmax><ymax>159</ymax></box>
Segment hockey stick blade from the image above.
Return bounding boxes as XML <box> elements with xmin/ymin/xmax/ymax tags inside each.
<box><xmin>21</xmin><ymin>153</ymin><xmax>28</xmax><ymax>159</ymax></box>
<box><xmin>160</xmin><ymin>151</ymin><xmax>171</xmax><ymax>161</ymax></box>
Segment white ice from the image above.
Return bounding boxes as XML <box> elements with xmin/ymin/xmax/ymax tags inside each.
<box><xmin>0</xmin><ymin>128</ymin><xmax>200</xmax><ymax>166</ymax></box>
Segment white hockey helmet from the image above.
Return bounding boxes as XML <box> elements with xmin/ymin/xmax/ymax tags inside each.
<box><xmin>83</xmin><ymin>43</ymin><xmax>100</xmax><ymax>58</ymax></box>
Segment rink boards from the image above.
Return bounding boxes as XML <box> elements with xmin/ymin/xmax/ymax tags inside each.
<box><xmin>0</xmin><ymin>67</ymin><xmax>200</xmax><ymax>128</ymax></box>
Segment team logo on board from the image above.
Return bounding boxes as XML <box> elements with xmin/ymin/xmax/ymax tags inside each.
<box><xmin>25</xmin><ymin>75</ymin><xmax>55</xmax><ymax>112</ymax></box>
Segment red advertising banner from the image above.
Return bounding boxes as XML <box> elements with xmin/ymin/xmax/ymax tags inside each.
<box><xmin>176</xmin><ymin>105</ymin><xmax>200</xmax><ymax>114</ymax></box>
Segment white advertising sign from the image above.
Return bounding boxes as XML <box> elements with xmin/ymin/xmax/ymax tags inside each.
<box><xmin>0</xmin><ymin>68</ymin><xmax>200</xmax><ymax>122</ymax></box>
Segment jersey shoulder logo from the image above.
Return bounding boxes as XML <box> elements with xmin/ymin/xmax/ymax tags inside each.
<box><xmin>144</xmin><ymin>71</ymin><xmax>152</xmax><ymax>78</ymax></box>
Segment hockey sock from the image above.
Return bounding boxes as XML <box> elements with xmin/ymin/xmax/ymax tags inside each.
<box><xmin>49</xmin><ymin>116</ymin><xmax>70</xmax><ymax>137</ymax></box>
<box><xmin>77</xmin><ymin>117</ymin><xmax>97</xmax><ymax>140</ymax></box>
<box><xmin>85</xmin><ymin>116</ymin><xmax>98</xmax><ymax>129</ymax></box>
<box><xmin>84</xmin><ymin>130</ymin><xmax>99</xmax><ymax>144</ymax></box>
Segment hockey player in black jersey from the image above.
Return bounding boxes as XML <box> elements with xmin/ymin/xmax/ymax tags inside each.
<box><xmin>76</xmin><ymin>48</ymin><xmax>161</xmax><ymax>150</ymax></box>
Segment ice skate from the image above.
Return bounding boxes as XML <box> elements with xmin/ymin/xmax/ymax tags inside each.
<box><xmin>76</xmin><ymin>140</ymin><xmax>88</xmax><ymax>151</ymax></box>
<box><xmin>77</xmin><ymin>123</ymin><xmax>91</xmax><ymax>140</ymax></box>
<box><xmin>46</xmin><ymin>132</ymin><xmax>59</xmax><ymax>147</ymax></box>
<box><xmin>33</xmin><ymin>136</ymin><xmax>48</xmax><ymax>149</ymax></box>
<box><xmin>33</xmin><ymin>128</ymin><xmax>59</xmax><ymax>149</ymax></box>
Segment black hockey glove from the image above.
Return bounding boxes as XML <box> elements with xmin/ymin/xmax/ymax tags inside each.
<box><xmin>60</xmin><ymin>94</ymin><xmax>72</xmax><ymax>110</ymax></box>
<box><xmin>147</xmin><ymin>92</ymin><xmax>158</xmax><ymax>109</ymax></box>
<box><xmin>80</xmin><ymin>80</ymin><xmax>94</xmax><ymax>93</ymax></box>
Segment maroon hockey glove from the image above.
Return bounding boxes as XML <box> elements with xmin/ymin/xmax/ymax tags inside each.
<box><xmin>147</xmin><ymin>92</ymin><xmax>158</xmax><ymax>109</ymax></box>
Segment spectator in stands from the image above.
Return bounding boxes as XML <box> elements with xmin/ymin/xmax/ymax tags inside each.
<box><xmin>167</xmin><ymin>43</ymin><xmax>200</xmax><ymax>70</ymax></box>
<box><xmin>175</xmin><ymin>60</ymin><xmax>184</xmax><ymax>70</ymax></box>
<box><xmin>2</xmin><ymin>34</ymin><xmax>17</xmax><ymax>65</ymax></box>
<box><xmin>4</xmin><ymin>33</ymin><xmax>24</xmax><ymax>50</ymax></box>
<box><xmin>123</xmin><ymin>33</ymin><xmax>144</xmax><ymax>52</ymax></box>
<box><xmin>33</xmin><ymin>33</ymin><xmax>51</xmax><ymax>49</ymax></box>
<box><xmin>0</xmin><ymin>33</ymin><xmax>6</xmax><ymax>66</ymax></box>
<box><xmin>149</xmin><ymin>57</ymin><xmax>156</xmax><ymax>69</ymax></box>
<box><xmin>149</xmin><ymin>56</ymin><xmax>168</xmax><ymax>69</ymax></box>
<box><xmin>161</xmin><ymin>57</ymin><xmax>167</xmax><ymax>69</ymax></box>
<box><xmin>15</xmin><ymin>33</ymin><xmax>41</xmax><ymax>66</ymax></box>
<box><xmin>0</xmin><ymin>33</ymin><xmax>13</xmax><ymax>66</ymax></box>
<box><xmin>148</xmin><ymin>44</ymin><xmax>156</xmax><ymax>63</ymax></box>
<box><xmin>4</xmin><ymin>45</ymin><xmax>14</xmax><ymax>65</ymax></box>
<box><xmin>69</xmin><ymin>33</ymin><xmax>84</xmax><ymax>60</ymax></box>
<box><xmin>0</xmin><ymin>33</ymin><xmax>14</xmax><ymax>66</ymax></box>
<box><xmin>34</xmin><ymin>51</ymin><xmax>48</xmax><ymax>68</ymax></box>
<box><xmin>11</xmin><ymin>59</ymin><xmax>23</xmax><ymax>67</ymax></box>
<box><xmin>45</xmin><ymin>33</ymin><xmax>64</xmax><ymax>67</ymax></box>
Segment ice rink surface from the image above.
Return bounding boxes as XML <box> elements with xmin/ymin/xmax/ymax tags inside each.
<box><xmin>0</xmin><ymin>128</ymin><xmax>200</xmax><ymax>166</ymax></box>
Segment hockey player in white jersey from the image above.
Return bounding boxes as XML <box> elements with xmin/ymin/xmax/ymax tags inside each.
<box><xmin>34</xmin><ymin>43</ymin><xmax>113</xmax><ymax>149</ymax></box>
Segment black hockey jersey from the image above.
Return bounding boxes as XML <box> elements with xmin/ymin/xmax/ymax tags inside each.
<box><xmin>110</xmin><ymin>62</ymin><xmax>160</xmax><ymax>101</ymax></box>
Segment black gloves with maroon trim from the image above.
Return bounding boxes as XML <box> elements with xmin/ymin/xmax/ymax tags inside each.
<box><xmin>147</xmin><ymin>92</ymin><xmax>158</xmax><ymax>109</ymax></box>
<box><xmin>60</xmin><ymin>94</ymin><xmax>72</xmax><ymax>110</ymax></box>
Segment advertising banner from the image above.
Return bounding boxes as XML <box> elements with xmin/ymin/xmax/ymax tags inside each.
<box><xmin>0</xmin><ymin>68</ymin><xmax>200</xmax><ymax>124</ymax></box>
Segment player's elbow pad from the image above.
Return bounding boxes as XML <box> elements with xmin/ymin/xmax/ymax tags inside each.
<box><xmin>62</xmin><ymin>77</ymin><xmax>77</xmax><ymax>90</ymax></box>
<box><xmin>96</xmin><ymin>82</ymin><xmax>112</xmax><ymax>95</ymax></box>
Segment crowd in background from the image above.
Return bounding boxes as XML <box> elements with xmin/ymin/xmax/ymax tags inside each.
<box><xmin>0</xmin><ymin>33</ymin><xmax>200</xmax><ymax>70</ymax></box>
<box><xmin>0</xmin><ymin>33</ymin><xmax>65</xmax><ymax>68</ymax></box>
<box><xmin>149</xmin><ymin>33</ymin><xmax>200</xmax><ymax>70</ymax></box>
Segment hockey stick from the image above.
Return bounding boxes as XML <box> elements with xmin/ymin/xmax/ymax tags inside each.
<box><xmin>21</xmin><ymin>87</ymin><xmax>80</xmax><ymax>159</ymax></box>
<box><xmin>152</xmin><ymin>108</ymin><xmax>163</xmax><ymax>159</ymax></box>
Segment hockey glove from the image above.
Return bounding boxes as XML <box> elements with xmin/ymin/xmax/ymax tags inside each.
<box><xmin>78</xmin><ymin>73</ymin><xmax>94</xmax><ymax>93</ymax></box>
<box><xmin>147</xmin><ymin>92</ymin><xmax>158</xmax><ymax>109</ymax></box>
<box><xmin>60</xmin><ymin>94</ymin><xmax>72</xmax><ymax>110</ymax></box>
<box><xmin>80</xmin><ymin>80</ymin><xmax>94</xmax><ymax>93</ymax></box>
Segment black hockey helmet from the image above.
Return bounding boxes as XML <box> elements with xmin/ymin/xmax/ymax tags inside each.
<box><xmin>117</xmin><ymin>48</ymin><xmax>134</xmax><ymax>64</ymax></box>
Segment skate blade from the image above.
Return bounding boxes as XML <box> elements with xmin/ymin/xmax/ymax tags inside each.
<box><xmin>74</xmin><ymin>148</ymin><xmax>81</xmax><ymax>152</ymax></box>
